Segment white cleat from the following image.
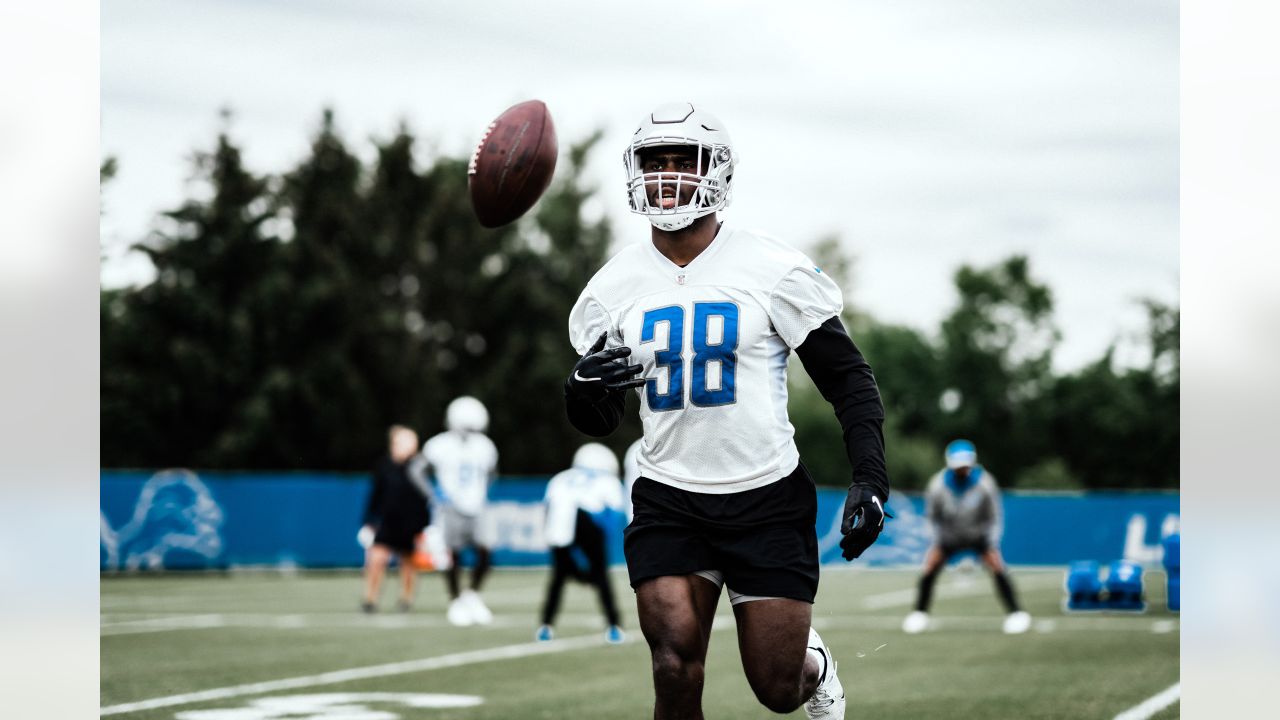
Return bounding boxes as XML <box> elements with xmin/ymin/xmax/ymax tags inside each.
<box><xmin>447</xmin><ymin>596</ymin><xmax>474</xmax><ymax>627</ymax></box>
<box><xmin>1003</xmin><ymin>610</ymin><xmax>1031</xmax><ymax>635</ymax></box>
<box><xmin>463</xmin><ymin>589</ymin><xmax>493</xmax><ymax>625</ymax></box>
<box><xmin>902</xmin><ymin>610</ymin><xmax>929</xmax><ymax>634</ymax></box>
<box><xmin>804</xmin><ymin>627</ymin><xmax>846</xmax><ymax>720</ymax></box>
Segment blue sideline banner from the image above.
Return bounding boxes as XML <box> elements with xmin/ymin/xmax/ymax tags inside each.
<box><xmin>101</xmin><ymin>470</ymin><xmax>1179</xmax><ymax>571</ymax></box>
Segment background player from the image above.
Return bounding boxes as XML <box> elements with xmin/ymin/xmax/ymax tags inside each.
<box><xmin>902</xmin><ymin>439</ymin><xmax>1031</xmax><ymax>635</ymax></box>
<box><xmin>564</xmin><ymin>102</ymin><xmax>889</xmax><ymax>720</ymax></box>
<box><xmin>360</xmin><ymin>425</ymin><xmax>430</xmax><ymax>612</ymax></box>
<box><xmin>537</xmin><ymin>442</ymin><xmax>627</xmax><ymax>644</ymax></box>
<box><xmin>412</xmin><ymin>396</ymin><xmax>499</xmax><ymax>626</ymax></box>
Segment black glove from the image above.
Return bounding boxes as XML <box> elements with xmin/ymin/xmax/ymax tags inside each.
<box><xmin>839</xmin><ymin>485</ymin><xmax>890</xmax><ymax>560</ymax></box>
<box><xmin>566</xmin><ymin>333</ymin><xmax>646</xmax><ymax>402</ymax></box>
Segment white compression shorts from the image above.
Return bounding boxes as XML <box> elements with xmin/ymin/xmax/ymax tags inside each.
<box><xmin>692</xmin><ymin>569</ymin><xmax>779</xmax><ymax>606</ymax></box>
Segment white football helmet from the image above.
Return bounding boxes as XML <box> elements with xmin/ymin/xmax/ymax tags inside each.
<box><xmin>572</xmin><ymin>442</ymin><xmax>620</xmax><ymax>477</ymax></box>
<box><xmin>623</xmin><ymin>102</ymin><xmax>737</xmax><ymax>231</ymax></box>
<box><xmin>445</xmin><ymin>396</ymin><xmax>489</xmax><ymax>433</ymax></box>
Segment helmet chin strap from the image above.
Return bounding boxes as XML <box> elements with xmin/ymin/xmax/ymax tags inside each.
<box><xmin>650</xmin><ymin>214</ymin><xmax>697</xmax><ymax>232</ymax></box>
<box><xmin>649</xmin><ymin>203</ymin><xmax>716</xmax><ymax>232</ymax></box>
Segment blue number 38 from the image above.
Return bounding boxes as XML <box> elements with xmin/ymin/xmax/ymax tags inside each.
<box><xmin>640</xmin><ymin>303</ymin><xmax>739</xmax><ymax>411</ymax></box>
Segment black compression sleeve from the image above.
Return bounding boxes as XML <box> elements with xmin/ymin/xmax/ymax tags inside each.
<box><xmin>795</xmin><ymin>316</ymin><xmax>890</xmax><ymax>501</ymax></box>
<box><xmin>564</xmin><ymin>380</ymin><xmax>626</xmax><ymax>437</ymax></box>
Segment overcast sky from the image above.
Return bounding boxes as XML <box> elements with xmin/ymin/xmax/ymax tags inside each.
<box><xmin>100</xmin><ymin>0</ymin><xmax>1178</xmax><ymax>371</ymax></box>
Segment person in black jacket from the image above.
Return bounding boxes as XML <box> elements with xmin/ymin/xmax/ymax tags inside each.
<box><xmin>360</xmin><ymin>425</ymin><xmax>431</xmax><ymax>612</ymax></box>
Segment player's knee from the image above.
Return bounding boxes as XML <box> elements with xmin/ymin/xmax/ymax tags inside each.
<box><xmin>748</xmin><ymin>679</ymin><xmax>802</xmax><ymax>714</ymax></box>
<box><xmin>650</xmin><ymin>645</ymin><xmax>703</xmax><ymax>690</ymax></box>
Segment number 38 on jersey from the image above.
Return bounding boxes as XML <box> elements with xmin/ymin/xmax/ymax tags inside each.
<box><xmin>640</xmin><ymin>302</ymin><xmax>740</xmax><ymax>411</ymax></box>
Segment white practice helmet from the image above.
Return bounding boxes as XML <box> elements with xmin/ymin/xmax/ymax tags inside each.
<box><xmin>572</xmin><ymin>442</ymin><xmax>620</xmax><ymax>477</ymax></box>
<box><xmin>445</xmin><ymin>396</ymin><xmax>489</xmax><ymax>433</ymax></box>
<box><xmin>623</xmin><ymin>102</ymin><xmax>737</xmax><ymax>231</ymax></box>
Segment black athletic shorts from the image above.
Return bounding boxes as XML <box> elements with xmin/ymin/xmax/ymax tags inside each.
<box><xmin>940</xmin><ymin>536</ymin><xmax>992</xmax><ymax>559</ymax></box>
<box><xmin>623</xmin><ymin>462</ymin><xmax>819</xmax><ymax>603</ymax></box>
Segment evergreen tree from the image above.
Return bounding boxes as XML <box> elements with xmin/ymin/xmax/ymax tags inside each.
<box><xmin>102</xmin><ymin>125</ymin><xmax>280</xmax><ymax>467</ymax></box>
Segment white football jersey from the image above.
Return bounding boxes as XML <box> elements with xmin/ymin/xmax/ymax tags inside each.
<box><xmin>622</xmin><ymin>438</ymin><xmax>642</xmax><ymax>520</ymax></box>
<box><xmin>543</xmin><ymin>468</ymin><xmax>625</xmax><ymax>547</ymax></box>
<box><xmin>421</xmin><ymin>430</ymin><xmax>498</xmax><ymax>516</ymax></box>
<box><xmin>568</xmin><ymin>223</ymin><xmax>842</xmax><ymax>494</ymax></box>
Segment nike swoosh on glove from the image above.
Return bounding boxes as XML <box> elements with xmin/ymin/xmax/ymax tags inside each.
<box><xmin>839</xmin><ymin>485</ymin><xmax>890</xmax><ymax>560</ymax></box>
<box><xmin>566</xmin><ymin>333</ymin><xmax>646</xmax><ymax>402</ymax></box>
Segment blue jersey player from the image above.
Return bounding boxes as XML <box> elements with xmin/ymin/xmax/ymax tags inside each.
<box><xmin>901</xmin><ymin>440</ymin><xmax>1030</xmax><ymax>635</ymax></box>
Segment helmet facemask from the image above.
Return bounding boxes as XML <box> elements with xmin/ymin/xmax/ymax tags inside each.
<box><xmin>625</xmin><ymin>138</ymin><xmax>734</xmax><ymax>231</ymax></box>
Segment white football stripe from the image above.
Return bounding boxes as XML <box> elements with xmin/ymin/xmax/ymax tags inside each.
<box><xmin>99</xmin><ymin>633</ymin><xmax>626</xmax><ymax>716</ymax></box>
<box><xmin>1113</xmin><ymin>683</ymin><xmax>1180</xmax><ymax>720</ymax></box>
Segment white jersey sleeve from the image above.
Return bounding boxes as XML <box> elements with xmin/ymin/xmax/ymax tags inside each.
<box><xmin>768</xmin><ymin>265</ymin><xmax>843</xmax><ymax>349</ymax></box>
<box><xmin>568</xmin><ymin>289</ymin><xmax>619</xmax><ymax>356</ymax></box>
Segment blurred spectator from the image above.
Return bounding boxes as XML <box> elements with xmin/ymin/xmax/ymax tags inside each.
<box><xmin>902</xmin><ymin>439</ymin><xmax>1030</xmax><ymax>634</ymax></box>
<box><xmin>412</xmin><ymin>396</ymin><xmax>499</xmax><ymax>626</ymax></box>
<box><xmin>360</xmin><ymin>425</ymin><xmax>430</xmax><ymax>612</ymax></box>
<box><xmin>537</xmin><ymin>443</ymin><xmax>626</xmax><ymax>644</ymax></box>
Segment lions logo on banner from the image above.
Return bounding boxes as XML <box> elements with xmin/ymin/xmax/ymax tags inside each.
<box><xmin>100</xmin><ymin>469</ymin><xmax>224</xmax><ymax>570</ymax></box>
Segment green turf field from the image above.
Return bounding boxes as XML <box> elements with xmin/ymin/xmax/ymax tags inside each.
<box><xmin>101</xmin><ymin>566</ymin><xmax>1178</xmax><ymax>719</ymax></box>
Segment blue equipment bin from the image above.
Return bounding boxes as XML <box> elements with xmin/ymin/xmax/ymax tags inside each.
<box><xmin>1065</xmin><ymin>560</ymin><xmax>1105</xmax><ymax>610</ymax></box>
<box><xmin>1162</xmin><ymin>533</ymin><xmax>1180</xmax><ymax>611</ymax></box>
<box><xmin>1104</xmin><ymin>560</ymin><xmax>1146</xmax><ymax>611</ymax></box>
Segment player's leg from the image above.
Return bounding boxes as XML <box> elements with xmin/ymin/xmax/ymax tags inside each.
<box><xmin>733</xmin><ymin>597</ymin><xmax>820</xmax><ymax>713</ymax></box>
<box><xmin>636</xmin><ymin>575</ymin><xmax>721</xmax><ymax>720</ymax></box>
<box><xmin>471</xmin><ymin>545</ymin><xmax>492</xmax><ymax>591</ymax></box>
<box><xmin>979</xmin><ymin>546</ymin><xmax>1020</xmax><ymax>610</ymax></box>
<box><xmin>579</xmin><ymin>520</ymin><xmax>622</xmax><ymax>630</ymax></box>
<box><xmin>445</xmin><ymin>561</ymin><xmax>462</xmax><ymax>599</ymax></box>
<box><xmin>396</xmin><ymin>552</ymin><xmax>417</xmax><ymax>609</ymax></box>
<box><xmin>714</xmin><ymin>470</ymin><xmax>835</xmax><ymax>716</ymax></box>
<box><xmin>362</xmin><ymin>544</ymin><xmax>392</xmax><ymax>610</ymax></box>
<box><xmin>916</xmin><ymin>544</ymin><xmax>946</xmax><ymax>611</ymax></box>
<box><xmin>541</xmin><ymin>547</ymin><xmax>573</xmax><ymax>628</ymax></box>
<box><xmin>981</xmin><ymin>547</ymin><xmax>1031</xmax><ymax>633</ymax></box>
<box><xmin>442</xmin><ymin>508</ymin><xmax>464</xmax><ymax>600</ymax></box>
<box><xmin>904</xmin><ymin>544</ymin><xmax>946</xmax><ymax>633</ymax></box>
<box><xmin>461</xmin><ymin>513</ymin><xmax>495</xmax><ymax>623</ymax></box>
<box><xmin>443</xmin><ymin>511</ymin><xmax>473</xmax><ymax>625</ymax></box>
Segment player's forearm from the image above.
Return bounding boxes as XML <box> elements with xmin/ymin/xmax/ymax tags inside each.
<box><xmin>796</xmin><ymin>316</ymin><xmax>890</xmax><ymax>500</ymax></box>
<box><xmin>843</xmin><ymin>418</ymin><xmax>890</xmax><ymax>501</ymax></box>
<box><xmin>563</xmin><ymin>381</ymin><xmax>625</xmax><ymax>437</ymax></box>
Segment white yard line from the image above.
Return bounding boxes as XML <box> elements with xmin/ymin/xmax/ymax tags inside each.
<box><xmin>100</xmin><ymin>632</ymin><xmax>630</xmax><ymax>716</ymax></box>
<box><xmin>1113</xmin><ymin>683</ymin><xmax>1180</xmax><ymax>720</ymax></box>
<box><xmin>101</xmin><ymin>612</ymin><xmax>620</xmax><ymax>637</ymax></box>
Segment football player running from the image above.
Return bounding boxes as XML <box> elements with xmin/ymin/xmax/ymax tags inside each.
<box><xmin>411</xmin><ymin>396</ymin><xmax>499</xmax><ymax>626</ymax></box>
<box><xmin>902</xmin><ymin>439</ymin><xmax>1030</xmax><ymax>635</ymax></box>
<box><xmin>564</xmin><ymin>102</ymin><xmax>890</xmax><ymax>720</ymax></box>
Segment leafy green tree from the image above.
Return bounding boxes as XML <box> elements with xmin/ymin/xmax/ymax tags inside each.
<box><xmin>1049</xmin><ymin>300</ymin><xmax>1178</xmax><ymax>489</ymax></box>
<box><xmin>102</xmin><ymin>124</ymin><xmax>281</xmax><ymax>468</ymax></box>
<box><xmin>936</xmin><ymin>256</ymin><xmax>1058</xmax><ymax>481</ymax></box>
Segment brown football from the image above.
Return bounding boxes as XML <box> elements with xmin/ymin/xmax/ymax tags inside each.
<box><xmin>467</xmin><ymin>100</ymin><xmax>558</xmax><ymax>228</ymax></box>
